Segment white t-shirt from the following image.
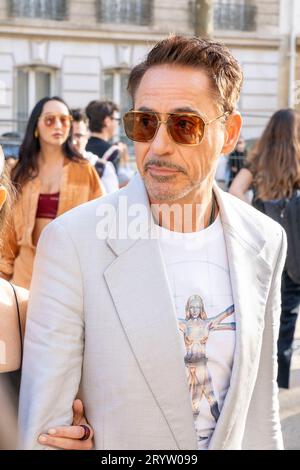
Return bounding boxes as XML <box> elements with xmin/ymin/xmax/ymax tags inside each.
<box><xmin>156</xmin><ymin>214</ymin><xmax>236</xmax><ymax>450</ymax></box>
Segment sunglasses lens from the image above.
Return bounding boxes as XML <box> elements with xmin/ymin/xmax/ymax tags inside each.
<box><xmin>43</xmin><ymin>115</ymin><xmax>71</xmax><ymax>128</ymax></box>
<box><xmin>44</xmin><ymin>115</ymin><xmax>56</xmax><ymax>127</ymax></box>
<box><xmin>123</xmin><ymin>111</ymin><xmax>205</xmax><ymax>145</ymax></box>
<box><xmin>60</xmin><ymin>115</ymin><xmax>71</xmax><ymax>127</ymax></box>
<box><xmin>123</xmin><ymin>112</ymin><xmax>158</xmax><ymax>142</ymax></box>
<box><xmin>168</xmin><ymin>114</ymin><xmax>205</xmax><ymax>145</ymax></box>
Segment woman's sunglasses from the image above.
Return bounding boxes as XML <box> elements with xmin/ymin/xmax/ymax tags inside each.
<box><xmin>39</xmin><ymin>113</ymin><xmax>73</xmax><ymax>128</ymax></box>
<box><xmin>123</xmin><ymin>110</ymin><xmax>228</xmax><ymax>146</ymax></box>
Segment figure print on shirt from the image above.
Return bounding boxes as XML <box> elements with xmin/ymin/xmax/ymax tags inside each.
<box><xmin>178</xmin><ymin>295</ymin><xmax>235</xmax><ymax>421</ymax></box>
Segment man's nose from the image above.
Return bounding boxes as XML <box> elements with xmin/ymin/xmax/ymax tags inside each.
<box><xmin>150</xmin><ymin>121</ymin><xmax>174</xmax><ymax>154</ymax></box>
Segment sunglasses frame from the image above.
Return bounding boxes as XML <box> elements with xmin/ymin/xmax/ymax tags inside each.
<box><xmin>123</xmin><ymin>110</ymin><xmax>229</xmax><ymax>146</ymax></box>
<box><xmin>39</xmin><ymin>113</ymin><xmax>73</xmax><ymax>128</ymax></box>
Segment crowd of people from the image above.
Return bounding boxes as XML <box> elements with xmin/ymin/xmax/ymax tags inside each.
<box><xmin>0</xmin><ymin>33</ymin><xmax>299</xmax><ymax>451</ymax></box>
<box><xmin>214</xmin><ymin>109</ymin><xmax>300</xmax><ymax>391</ymax></box>
<box><xmin>212</xmin><ymin>107</ymin><xmax>300</xmax><ymax>391</ymax></box>
<box><xmin>229</xmin><ymin>108</ymin><xmax>300</xmax><ymax>390</ymax></box>
<box><xmin>0</xmin><ymin>97</ymin><xmax>135</xmax><ymax>289</ymax></box>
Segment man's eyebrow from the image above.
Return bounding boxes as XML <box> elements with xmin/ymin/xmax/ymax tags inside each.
<box><xmin>136</xmin><ymin>106</ymin><xmax>201</xmax><ymax>114</ymax></box>
<box><xmin>170</xmin><ymin>106</ymin><xmax>199</xmax><ymax>114</ymax></box>
<box><xmin>137</xmin><ymin>106</ymin><xmax>155</xmax><ymax>112</ymax></box>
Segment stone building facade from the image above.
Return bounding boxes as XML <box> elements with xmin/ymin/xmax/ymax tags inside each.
<box><xmin>0</xmin><ymin>0</ymin><xmax>294</xmax><ymax>143</ymax></box>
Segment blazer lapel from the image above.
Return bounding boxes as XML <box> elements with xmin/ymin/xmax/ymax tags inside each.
<box><xmin>104</xmin><ymin>175</ymin><xmax>197</xmax><ymax>450</ymax></box>
<box><xmin>209</xmin><ymin>185</ymin><xmax>273</xmax><ymax>449</ymax></box>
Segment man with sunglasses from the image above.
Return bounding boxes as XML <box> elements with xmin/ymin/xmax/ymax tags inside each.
<box><xmin>20</xmin><ymin>35</ymin><xmax>286</xmax><ymax>450</ymax></box>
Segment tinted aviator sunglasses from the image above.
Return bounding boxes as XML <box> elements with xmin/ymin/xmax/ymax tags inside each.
<box><xmin>123</xmin><ymin>110</ymin><xmax>229</xmax><ymax>146</ymax></box>
<box><xmin>39</xmin><ymin>113</ymin><xmax>73</xmax><ymax>128</ymax></box>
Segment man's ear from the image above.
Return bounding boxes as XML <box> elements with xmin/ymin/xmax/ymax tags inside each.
<box><xmin>0</xmin><ymin>186</ymin><xmax>7</xmax><ymax>211</ymax></box>
<box><xmin>103</xmin><ymin>116</ymin><xmax>111</xmax><ymax>128</ymax></box>
<box><xmin>221</xmin><ymin>112</ymin><xmax>243</xmax><ymax>155</ymax></box>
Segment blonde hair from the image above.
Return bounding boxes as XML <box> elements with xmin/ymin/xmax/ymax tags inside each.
<box><xmin>0</xmin><ymin>164</ymin><xmax>15</xmax><ymax>242</ymax></box>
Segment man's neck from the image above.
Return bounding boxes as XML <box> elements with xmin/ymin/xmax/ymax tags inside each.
<box><xmin>150</xmin><ymin>178</ymin><xmax>218</xmax><ymax>233</ymax></box>
<box><xmin>91</xmin><ymin>131</ymin><xmax>110</xmax><ymax>141</ymax></box>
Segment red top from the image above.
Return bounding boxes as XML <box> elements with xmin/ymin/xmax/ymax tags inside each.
<box><xmin>36</xmin><ymin>192</ymin><xmax>60</xmax><ymax>219</ymax></box>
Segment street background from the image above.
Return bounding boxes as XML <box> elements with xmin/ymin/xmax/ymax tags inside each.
<box><xmin>0</xmin><ymin>0</ymin><xmax>299</xmax><ymax>450</ymax></box>
<box><xmin>280</xmin><ymin>315</ymin><xmax>300</xmax><ymax>449</ymax></box>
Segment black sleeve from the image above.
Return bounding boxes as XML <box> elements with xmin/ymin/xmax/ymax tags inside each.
<box><xmin>94</xmin><ymin>159</ymin><xmax>106</xmax><ymax>178</ymax></box>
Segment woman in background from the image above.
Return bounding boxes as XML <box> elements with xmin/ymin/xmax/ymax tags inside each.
<box><xmin>0</xmin><ymin>146</ymin><xmax>93</xmax><ymax>450</ymax></box>
<box><xmin>0</xmin><ymin>96</ymin><xmax>103</xmax><ymax>289</ymax></box>
<box><xmin>230</xmin><ymin>109</ymin><xmax>300</xmax><ymax>388</ymax></box>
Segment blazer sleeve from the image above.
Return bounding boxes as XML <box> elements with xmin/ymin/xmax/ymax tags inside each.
<box><xmin>242</xmin><ymin>227</ymin><xmax>287</xmax><ymax>450</ymax></box>
<box><xmin>0</xmin><ymin>213</ymin><xmax>19</xmax><ymax>280</ymax></box>
<box><xmin>18</xmin><ymin>219</ymin><xmax>84</xmax><ymax>449</ymax></box>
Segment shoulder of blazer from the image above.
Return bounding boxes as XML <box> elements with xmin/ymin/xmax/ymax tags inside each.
<box><xmin>52</xmin><ymin>186</ymin><xmax>121</xmax><ymax>232</ymax></box>
<box><xmin>218</xmin><ymin>189</ymin><xmax>285</xmax><ymax>266</ymax></box>
<box><xmin>221</xmin><ymin>190</ymin><xmax>282</xmax><ymax>235</ymax></box>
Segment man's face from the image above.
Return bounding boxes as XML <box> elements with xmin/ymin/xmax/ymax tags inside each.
<box><xmin>72</xmin><ymin>120</ymin><xmax>89</xmax><ymax>154</ymax></box>
<box><xmin>105</xmin><ymin>112</ymin><xmax>120</xmax><ymax>140</ymax></box>
<box><xmin>134</xmin><ymin>65</ymin><xmax>240</xmax><ymax>202</ymax></box>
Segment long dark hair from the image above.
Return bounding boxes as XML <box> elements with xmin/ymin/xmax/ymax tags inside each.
<box><xmin>248</xmin><ymin>108</ymin><xmax>300</xmax><ymax>200</ymax></box>
<box><xmin>12</xmin><ymin>96</ymin><xmax>83</xmax><ymax>187</ymax></box>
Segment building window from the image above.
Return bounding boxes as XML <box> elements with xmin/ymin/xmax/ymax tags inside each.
<box><xmin>189</xmin><ymin>0</ymin><xmax>257</xmax><ymax>32</ymax></box>
<box><xmin>103</xmin><ymin>69</ymin><xmax>132</xmax><ymax>148</ymax></box>
<box><xmin>16</xmin><ymin>67</ymin><xmax>55</xmax><ymax>133</ymax></box>
<box><xmin>214</xmin><ymin>0</ymin><xmax>257</xmax><ymax>31</ymax></box>
<box><xmin>96</xmin><ymin>0</ymin><xmax>153</xmax><ymax>26</ymax></box>
<box><xmin>8</xmin><ymin>0</ymin><xmax>68</xmax><ymax>21</ymax></box>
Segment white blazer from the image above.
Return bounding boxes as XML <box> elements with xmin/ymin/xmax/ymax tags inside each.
<box><xmin>19</xmin><ymin>173</ymin><xmax>287</xmax><ymax>450</ymax></box>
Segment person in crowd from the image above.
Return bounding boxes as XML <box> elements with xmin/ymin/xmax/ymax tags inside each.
<box><xmin>215</xmin><ymin>153</ymin><xmax>230</xmax><ymax>191</ymax></box>
<box><xmin>229</xmin><ymin>108</ymin><xmax>300</xmax><ymax>389</ymax></box>
<box><xmin>0</xmin><ymin>97</ymin><xmax>103</xmax><ymax>289</ymax></box>
<box><xmin>117</xmin><ymin>141</ymin><xmax>135</xmax><ymax>188</ymax></box>
<box><xmin>0</xmin><ymin>375</ymin><xmax>18</xmax><ymax>450</ymax></box>
<box><xmin>227</xmin><ymin>135</ymin><xmax>247</xmax><ymax>188</ymax></box>
<box><xmin>71</xmin><ymin>109</ymin><xmax>119</xmax><ymax>193</ymax></box>
<box><xmin>20</xmin><ymin>35</ymin><xmax>286</xmax><ymax>450</ymax></box>
<box><xmin>3</xmin><ymin>157</ymin><xmax>17</xmax><ymax>172</ymax></box>
<box><xmin>85</xmin><ymin>100</ymin><xmax>121</xmax><ymax>173</ymax></box>
<box><xmin>0</xmin><ymin>146</ymin><xmax>93</xmax><ymax>450</ymax></box>
<box><xmin>85</xmin><ymin>100</ymin><xmax>134</xmax><ymax>187</ymax></box>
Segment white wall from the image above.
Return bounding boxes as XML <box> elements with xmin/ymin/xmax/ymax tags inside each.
<box><xmin>232</xmin><ymin>47</ymin><xmax>279</xmax><ymax>140</ymax></box>
<box><xmin>0</xmin><ymin>36</ymin><xmax>151</xmax><ymax>135</ymax></box>
<box><xmin>280</xmin><ymin>0</ymin><xmax>300</xmax><ymax>34</ymax></box>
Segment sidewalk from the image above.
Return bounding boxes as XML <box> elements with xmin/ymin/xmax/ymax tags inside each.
<box><xmin>279</xmin><ymin>314</ymin><xmax>300</xmax><ymax>450</ymax></box>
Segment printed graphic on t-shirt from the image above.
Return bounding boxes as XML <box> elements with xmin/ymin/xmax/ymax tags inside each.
<box><xmin>178</xmin><ymin>295</ymin><xmax>235</xmax><ymax>443</ymax></box>
<box><xmin>157</xmin><ymin>215</ymin><xmax>236</xmax><ymax>449</ymax></box>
